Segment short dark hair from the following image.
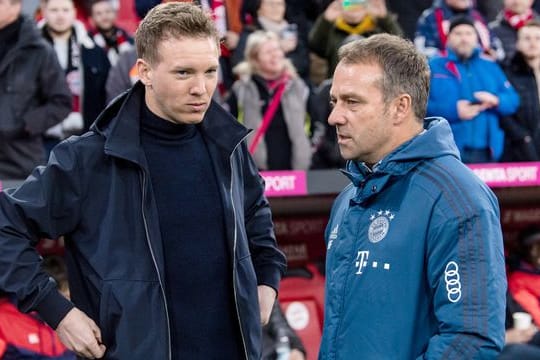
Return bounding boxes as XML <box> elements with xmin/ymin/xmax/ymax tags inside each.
<box><xmin>90</xmin><ymin>0</ymin><xmax>114</xmax><ymax>13</ymax></box>
<box><xmin>338</xmin><ymin>34</ymin><xmax>430</xmax><ymax>121</ymax></box>
<box><xmin>135</xmin><ymin>2</ymin><xmax>220</xmax><ymax>65</ymax></box>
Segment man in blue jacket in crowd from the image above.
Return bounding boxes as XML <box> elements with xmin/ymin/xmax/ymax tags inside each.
<box><xmin>0</xmin><ymin>2</ymin><xmax>286</xmax><ymax>359</ymax></box>
<box><xmin>427</xmin><ymin>15</ymin><xmax>520</xmax><ymax>163</ymax></box>
<box><xmin>320</xmin><ymin>33</ymin><xmax>506</xmax><ymax>359</ymax></box>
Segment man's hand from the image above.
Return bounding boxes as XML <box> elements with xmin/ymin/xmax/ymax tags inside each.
<box><xmin>56</xmin><ymin>308</ymin><xmax>106</xmax><ymax>359</ymax></box>
<box><xmin>290</xmin><ymin>348</ymin><xmax>306</xmax><ymax>360</ymax></box>
<box><xmin>224</xmin><ymin>31</ymin><xmax>240</xmax><ymax>50</ymax></box>
<box><xmin>258</xmin><ymin>285</ymin><xmax>277</xmax><ymax>325</ymax></box>
<box><xmin>457</xmin><ymin>99</ymin><xmax>486</xmax><ymax>120</ymax></box>
<box><xmin>473</xmin><ymin>91</ymin><xmax>499</xmax><ymax>108</ymax></box>
<box><xmin>324</xmin><ymin>1</ymin><xmax>342</xmax><ymax>22</ymax></box>
<box><xmin>505</xmin><ymin>325</ymin><xmax>537</xmax><ymax>344</ymax></box>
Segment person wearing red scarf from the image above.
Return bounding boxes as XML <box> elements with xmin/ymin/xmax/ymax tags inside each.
<box><xmin>88</xmin><ymin>0</ymin><xmax>133</xmax><ymax>67</ymax></box>
<box><xmin>227</xmin><ymin>31</ymin><xmax>312</xmax><ymax>170</ymax></box>
<box><xmin>490</xmin><ymin>0</ymin><xmax>540</xmax><ymax>64</ymax></box>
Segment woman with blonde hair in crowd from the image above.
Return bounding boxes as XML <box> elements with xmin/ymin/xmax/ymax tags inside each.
<box><xmin>227</xmin><ymin>30</ymin><xmax>312</xmax><ymax>171</ymax></box>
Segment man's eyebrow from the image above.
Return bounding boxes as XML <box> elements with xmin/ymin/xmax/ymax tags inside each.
<box><xmin>331</xmin><ymin>91</ymin><xmax>365</xmax><ymax>101</ymax></box>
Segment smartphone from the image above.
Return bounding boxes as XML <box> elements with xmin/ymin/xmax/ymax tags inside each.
<box><xmin>342</xmin><ymin>0</ymin><xmax>367</xmax><ymax>11</ymax></box>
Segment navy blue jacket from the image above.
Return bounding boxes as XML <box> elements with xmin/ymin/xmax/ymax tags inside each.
<box><xmin>0</xmin><ymin>82</ymin><xmax>286</xmax><ymax>359</ymax></box>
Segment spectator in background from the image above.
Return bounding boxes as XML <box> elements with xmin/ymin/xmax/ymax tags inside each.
<box><xmin>309</xmin><ymin>0</ymin><xmax>402</xmax><ymax>79</ymax></box>
<box><xmin>105</xmin><ymin>46</ymin><xmax>137</xmax><ymax>101</ymax></box>
<box><xmin>228</xmin><ymin>31</ymin><xmax>311</xmax><ymax>171</ymax></box>
<box><xmin>501</xmin><ymin>20</ymin><xmax>540</xmax><ymax>161</ymax></box>
<box><xmin>490</xmin><ymin>0</ymin><xmax>540</xmax><ymax>65</ymax></box>
<box><xmin>0</xmin><ymin>0</ymin><xmax>71</xmax><ymax>179</ymax></box>
<box><xmin>40</xmin><ymin>0</ymin><xmax>110</xmax><ymax>146</ymax></box>
<box><xmin>88</xmin><ymin>0</ymin><xmax>133</xmax><ymax>67</ymax></box>
<box><xmin>427</xmin><ymin>16</ymin><xmax>519</xmax><ymax>163</ymax></box>
<box><xmin>415</xmin><ymin>0</ymin><xmax>504</xmax><ymax>60</ymax></box>
<box><xmin>262</xmin><ymin>301</ymin><xmax>306</xmax><ymax>360</ymax></box>
<box><xmin>232</xmin><ymin>0</ymin><xmax>310</xmax><ymax>82</ymax></box>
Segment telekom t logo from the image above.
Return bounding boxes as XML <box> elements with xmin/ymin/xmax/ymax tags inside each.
<box><xmin>355</xmin><ymin>251</ymin><xmax>370</xmax><ymax>275</ymax></box>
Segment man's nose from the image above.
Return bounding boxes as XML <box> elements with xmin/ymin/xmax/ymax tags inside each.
<box><xmin>328</xmin><ymin>105</ymin><xmax>345</xmax><ymax>126</ymax></box>
<box><xmin>190</xmin><ymin>76</ymin><xmax>207</xmax><ymax>95</ymax></box>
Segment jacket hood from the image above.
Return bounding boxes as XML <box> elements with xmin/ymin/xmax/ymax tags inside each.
<box><xmin>344</xmin><ymin>117</ymin><xmax>460</xmax><ymax>180</ymax></box>
<box><xmin>91</xmin><ymin>82</ymin><xmax>250</xmax><ymax>164</ymax></box>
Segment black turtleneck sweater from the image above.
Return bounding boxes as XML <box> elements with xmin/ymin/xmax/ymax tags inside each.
<box><xmin>140</xmin><ymin>105</ymin><xmax>242</xmax><ymax>359</ymax></box>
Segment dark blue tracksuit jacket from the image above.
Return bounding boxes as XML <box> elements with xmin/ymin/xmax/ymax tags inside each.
<box><xmin>320</xmin><ymin>118</ymin><xmax>506</xmax><ymax>359</ymax></box>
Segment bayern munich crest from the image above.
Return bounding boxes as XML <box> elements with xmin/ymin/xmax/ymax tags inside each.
<box><xmin>368</xmin><ymin>210</ymin><xmax>395</xmax><ymax>243</ymax></box>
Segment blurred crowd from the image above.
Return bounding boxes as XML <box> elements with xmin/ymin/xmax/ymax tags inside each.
<box><xmin>4</xmin><ymin>0</ymin><xmax>540</xmax><ymax>180</ymax></box>
<box><xmin>3</xmin><ymin>1</ymin><xmax>540</xmax><ymax>359</ymax></box>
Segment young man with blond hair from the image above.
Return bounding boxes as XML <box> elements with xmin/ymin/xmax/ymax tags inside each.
<box><xmin>0</xmin><ymin>3</ymin><xmax>286</xmax><ymax>359</ymax></box>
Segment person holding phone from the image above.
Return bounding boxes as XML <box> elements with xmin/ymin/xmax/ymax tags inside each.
<box><xmin>427</xmin><ymin>15</ymin><xmax>519</xmax><ymax>163</ymax></box>
<box><xmin>308</xmin><ymin>0</ymin><xmax>402</xmax><ymax>78</ymax></box>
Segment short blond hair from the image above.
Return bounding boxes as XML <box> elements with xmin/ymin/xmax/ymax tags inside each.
<box><xmin>135</xmin><ymin>2</ymin><xmax>220</xmax><ymax>65</ymax></box>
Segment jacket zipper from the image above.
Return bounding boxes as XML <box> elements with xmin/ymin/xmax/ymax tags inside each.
<box><xmin>140</xmin><ymin>170</ymin><xmax>172</xmax><ymax>360</ymax></box>
<box><xmin>230</xmin><ymin>135</ymin><xmax>250</xmax><ymax>360</ymax></box>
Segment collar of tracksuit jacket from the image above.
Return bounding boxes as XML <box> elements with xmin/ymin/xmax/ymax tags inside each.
<box><xmin>91</xmin><ymin>81</ymin><xmax>251</xmax><ymax>166</ymax></box>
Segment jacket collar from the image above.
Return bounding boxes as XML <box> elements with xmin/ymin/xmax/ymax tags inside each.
<box><xmin>341</xmin><ymin>117</ymin><xmax>460</xmax><ymax>185</ymax></box>
<box><xmin>92</xmin><ymin>82</ymin><xmax>250</xmax><ymax>165</ymax></box>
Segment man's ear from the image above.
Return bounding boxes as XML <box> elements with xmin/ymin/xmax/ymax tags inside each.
<box><xmin>137</xmin><ymin>58</ymin><xmax>152</xmax><ymax>86</ymax></box>
<box><xmin>392</xmin><ymin>94</ymin><xmax>412</xmax><ymax>125</ymax></box>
